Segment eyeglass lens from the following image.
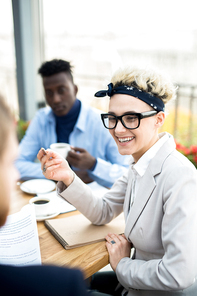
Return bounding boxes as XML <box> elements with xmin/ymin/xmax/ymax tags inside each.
<box><xmin>103</xmin><ymin>114</ymin><xmax>139</xmax><ymax>129</ymax></box>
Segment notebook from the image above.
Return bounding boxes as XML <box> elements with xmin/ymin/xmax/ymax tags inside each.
<box><xmin>45</xmin><ymin>213</ymin><xmax>125</xmax><ymax>249</ymax></box>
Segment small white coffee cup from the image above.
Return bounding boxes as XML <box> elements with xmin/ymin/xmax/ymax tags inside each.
<box><xmin>29</xmin><ymin>196</ymin><xmax>52</xmax><ymax>217</ymax></box>
<box><xmin>50</xmin><ymin>142</ymin><xmax>71</xmax><ymax>158</ymax></box>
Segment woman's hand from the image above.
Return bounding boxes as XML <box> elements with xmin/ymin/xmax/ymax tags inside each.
<box><xmin>105</xmin><ymin>233</ymin><xmax>132</xmax><ymax>272</ymax></box>
<box><xmin>37</xmin><ymin>148</ymin><xmax>74</xmax><ymax>187</ymax></box>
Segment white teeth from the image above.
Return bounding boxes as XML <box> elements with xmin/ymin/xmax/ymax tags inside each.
<box><xmin>118</xmin><ymin>137</ymin><xmax>134</xmax><ymax>143</ymax></box>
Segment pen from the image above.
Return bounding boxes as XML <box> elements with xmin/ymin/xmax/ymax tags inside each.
<box><xmin>41</xmin><ymin>147</ymin><xmax>47</xmax><ymax>155</ymax></box>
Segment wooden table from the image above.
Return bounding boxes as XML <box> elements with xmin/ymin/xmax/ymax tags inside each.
<box><xmin>9</xmin><ymin>183</ymin><xmax>109</xmax><ymax>279</ymax></box>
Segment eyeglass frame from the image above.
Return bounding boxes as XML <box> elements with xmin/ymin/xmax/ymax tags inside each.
<box><xmin>101</xmin><ymin>110</ymin><xmax>158</xmax><ymax>130</ymax></box>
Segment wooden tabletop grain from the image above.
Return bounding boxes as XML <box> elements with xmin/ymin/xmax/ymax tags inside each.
<box><xmin>9</xmin><ymin>183</ymin><xmax>109</xmax><ymax>278</ymax></box>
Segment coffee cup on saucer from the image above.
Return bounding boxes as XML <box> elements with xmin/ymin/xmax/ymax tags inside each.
<box><xmin>50</xmin><ymin>142</ymin><xmax>71</xmax><ymax>158</ymax></box>
<box><xmin>29</xmin><ymin>196</ymin><xmax>53</xmax><ymax>217</ymax></box>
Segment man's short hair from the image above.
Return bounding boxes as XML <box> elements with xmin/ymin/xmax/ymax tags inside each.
<box><xmin>38</xmin><ymin>59</ymin><xmax>73</xmax><ymax>82</ymax></box>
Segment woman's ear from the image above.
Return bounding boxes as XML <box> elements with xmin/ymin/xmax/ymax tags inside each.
<box><xmin>155</xmin><ymin>112</ymin><xmax>165</xmax><ymax>128</ymax></box>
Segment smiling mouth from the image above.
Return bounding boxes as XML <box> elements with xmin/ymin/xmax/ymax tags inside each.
<box><xmin>118</xmin><ymin>137</ymin><xmax>134</xmax><ymax>143</ymax></box>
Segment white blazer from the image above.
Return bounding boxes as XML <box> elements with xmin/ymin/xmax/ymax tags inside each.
<box><xmin>58</xmin><ymin>134</ymin><xmax>197</xmax><ymax>296</ymax></box>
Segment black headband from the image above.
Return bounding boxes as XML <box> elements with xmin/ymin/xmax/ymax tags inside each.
<box><xmin>95</xmin><ymin>83</ymin><xmax>165</xmax><ymax>112</ymax></box>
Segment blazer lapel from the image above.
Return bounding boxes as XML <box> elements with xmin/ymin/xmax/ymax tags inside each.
<box><xmin>124</xmin><ymin>169</ymin><xmax>156</xmax><ymax>238</ymax></box>
<box><xmin>124</xmin><ymin>133</ymin><xmax>176</xmax><ymax>238</ymax></box>
<box><xmin>124</xmin><ymin>166</ymin><xmax>135</xmax><ymax>218</ymax></box>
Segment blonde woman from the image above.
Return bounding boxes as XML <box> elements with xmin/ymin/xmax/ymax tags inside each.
<box><xmin>0</xmin><ymin>95</ymin><xmax>88</xmax><ymax>296</ymax></box>
<box><xmin>38</xmin><ymin>66</ymin><xmax>197</xmax><ymax>296</ymax></box>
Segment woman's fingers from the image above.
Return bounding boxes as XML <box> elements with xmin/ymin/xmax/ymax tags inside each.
<box><xmin>37</xmin><ymin>149</ymin><xmax>63</xmax><ymax>170</ymax></box>
<box><xmin>43</xmin><ymin>164</ymin><xmax>62</xmax><ymax>179</ymax></box>
<box><xmin>42</xmin><ymin>160</ymin><xmax>62</xmax><ymax>174</ymax></box>
<box><xmin>105</xmin><ymin>232</ymin><xmax>132</xmax><ymax>271</ymax></box>
<box><xmin>37</xmin><ymin>148</ymin><xmax>46</xmax><ymax>161</ymax></box>
<box><xmin>37</xmin><ymin>148</ymin><xmax>61</xmax><ymax>162</ymax></box>
<box><xmin>105</xmin><ymin>233</ymin><xmax>121</xmax><ymax>245</ymax></box>
<box><xmin>41</xmin><ymin>158</ymin><xmax>63</xmax><ymax>169</ymax></box>
<box><xmin>37</xmin><ymin>148</ymin><xmax>51</xmax><ymax>164</ymax></box>
<box><xmin>37</xmin><ymin>148</ymin><xmax>74</xmax><ymax>186</ymax></box>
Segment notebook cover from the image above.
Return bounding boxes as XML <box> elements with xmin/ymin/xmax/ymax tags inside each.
<box><xmin>45</xmin><ymin>213</ymin><xmax>125</xmax><ymax>249</ymax></box>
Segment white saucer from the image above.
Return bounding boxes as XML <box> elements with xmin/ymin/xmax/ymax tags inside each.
<box><xmin>36</xmin><ymin>211</ymin><xmax>60</xmax><ymax>222</ymax></box>
<box><xmin>20</xmin><ymin>179</ymin><xmax>56</xmax><ymax>195</ymax></box>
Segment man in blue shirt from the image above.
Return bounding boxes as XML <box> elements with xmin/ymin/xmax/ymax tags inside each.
<box><xmin>16</xmin><ymin>59</ymin><xmax>129</xmax><ymax>188</ymax></box>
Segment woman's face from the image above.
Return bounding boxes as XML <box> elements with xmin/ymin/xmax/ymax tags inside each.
<box><xmin>0</xmin><ymin>131</ymin><xmax>19</xmax><ymax>226</ymax></box>
<box><xmin>108</xmin><ymin>94</ymin><xmax>161</xmax><ymax>163</ymax></box>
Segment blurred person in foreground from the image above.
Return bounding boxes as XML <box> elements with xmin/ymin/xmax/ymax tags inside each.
<box><xmin>0</xmin><ymin>94</ymin><xmax>88</xmax><ymax>296</ymax></box>
<box><xmin>15</xmin><ymin>59</ymin><xmax>129</xmax><ymax>187</ymax></box>
<box><xmin>38</xmin><ymin>65</ymin><xmax>197</xmax><ymax>296</ymax></box>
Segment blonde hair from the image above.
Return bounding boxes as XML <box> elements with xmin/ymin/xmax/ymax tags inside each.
<box><xmin>111</xmin><ymin>66</ymin><xmax>177</xmax><ymax>105</ymax></box>
<box><xmin>0</xmin><ymin>94</ymin><xmax>15</xmax><ymax>159</ymax></box>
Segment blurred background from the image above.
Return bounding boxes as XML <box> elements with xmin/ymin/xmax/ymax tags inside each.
<box><xmin>1</xmin><ymin>0</ymin><xmax>197</xmax><ymax>146</ymax></box>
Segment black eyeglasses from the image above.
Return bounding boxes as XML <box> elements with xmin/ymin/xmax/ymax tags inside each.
<box><xmin>101</xmin><ymin>110</ymin><xmax>157</xmax><ymax>130</ymax></box>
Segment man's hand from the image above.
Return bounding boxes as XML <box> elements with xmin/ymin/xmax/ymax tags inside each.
<box><xmin>74</xmin><ymin>171</ymin><xmax>94</xmax><ymax>184</ymax></box>
<box><xmin>67</xmin><ymin>147</ymin><xmax>96</xmax><ymax>170</ymax></box>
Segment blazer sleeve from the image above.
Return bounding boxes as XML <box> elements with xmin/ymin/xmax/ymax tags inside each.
<box><xmin>57</xmin><ymin>170</ymin><xmax>129</xmax><ymax>225</ymax></box>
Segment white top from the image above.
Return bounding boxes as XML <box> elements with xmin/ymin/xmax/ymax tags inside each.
<box><xmin>131</xmin><ymin>132</ymin><xmax>169</xmax><ymax>206</ymax></box>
